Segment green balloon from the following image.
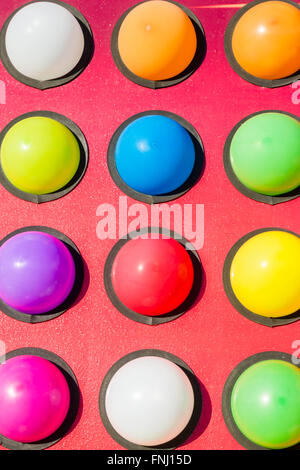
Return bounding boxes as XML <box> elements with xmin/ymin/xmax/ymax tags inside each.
<box><xmin>230</xmin><ymin>113</ymin><xmax>300</xmax><ymax>196</ymax></box>
<box><xmin>231</xmin><ymin>360</ymin><xmax>300</xmax><ymax>449</ymax></box>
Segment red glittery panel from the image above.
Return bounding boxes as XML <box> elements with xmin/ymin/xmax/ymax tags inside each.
<box><xmin>0</xmin><ymin>0</ymin><xmax>299</xmax><ymax>450</ymax></box>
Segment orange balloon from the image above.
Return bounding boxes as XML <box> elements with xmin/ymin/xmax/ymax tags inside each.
<box><xmin>118</xmin><ymin>0</ymin><xmax>197</xmax><ymax>81</ymax></box>
<box><xmin>232</xmin><ymin>1</ymin><xmax>300</xmax><ymax>80</ymax></box>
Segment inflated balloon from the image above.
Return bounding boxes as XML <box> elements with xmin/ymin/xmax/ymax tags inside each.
<box><xmin>117</xmin><ymin>0</ymin><xmax>197</xmax><ymax>81</ymax></box>
<box><xmin>0</xmin><ymin>116</ymin><xmax>80</xmax><ymax>195</ymax></box>
<box><xmin>115</xmin><ymin>115</ymin><xmax>195</xmax><ymax>196</ymax></box>
<box><xmin>0</xmin><ymin>355</ymin><xmax>70</xmax><ymax>443</ymax></box>
<box><xmin>111</xmin><ymin>237</ymin><xmax>194</xmax><ymax>316</ymax></box>
<box><xmin>0</xmin><ymin>231</ymin><xmax>75</xmax><ymax>314</ymax></box>
<box><xmin>231</xmin><ymin>359</ymin><xmax>300</xmax><ymax>449</ymax></box>
<box><xmin>230</xmin><ymin>112</ymin><xmax>300</xmax><ymax>196</ymax></box>
<box><xmin>231</xmin><ymin>1</ymin><xmax>300</xmax><ymax>80</ymax></box>
<box><xmin>105</xmin><ymin>356</ymin><xmax>194</xmax><ymax>446</ymax></box>
<box><xmin>230</xmin><ymin>230</ymin><xmax>300</xmax><ymax>317</ymax></box>
<box><xmin>5</xmin><ymin>1</ymin><xmax>85</xmax><ymax>81</ymax></box>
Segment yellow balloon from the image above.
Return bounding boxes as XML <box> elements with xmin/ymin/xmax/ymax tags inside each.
<box><xmin>230</xmin><ymin>231</ymin><xmax>300</xmax><ymax>318</ymax></box>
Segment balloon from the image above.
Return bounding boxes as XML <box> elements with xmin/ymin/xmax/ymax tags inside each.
<box><xmin>115</xmin><ymin>115</ymin><xmax>195</xmax><ymax>196</ymax></box>
<box><xmin>105</xmin><ymin>356</ymin><xmax>194</xmax><ymax>446</ymax></box>
<box><xmin>0</xmin><ymin>355</ymin><xmax>70</xmax><ymax>443</ymax></box>
<box><xmin>118</xmin><ymin>0</ymin><xmax>197</xmax><ymax>81</ymax></box>
<box><xmin>111</xmin><ymin>237</ymin><xmax>194</xmax><ymax>316</ymax></box>
<box><xmin>5</xmin><ymin>1</ymin><xmax>85</xmax><ymax>81</ymax></box>
<box><xmin>0</xmin><ymin>116</ymin><xmax>80</xmax><ymax>195</ymax></box>
<box><xmin>0</xmin><ymin>231</ymin><xmax>75</xmax><ymax>314</ymax></box>
<box><xmin>232</xmin><ymin>1</ymin><xmax>300</xmax><ymax>80</ymax></box>
<box><xmin>231</xmin><ymin>359</ymin><xmax>300</xmax><ymax>449</ymax></box>
<box><xmin>230</xmin><ymin>230</ymin><xmax>300</xmax><ymax>317</ymax></box>
<box><xmin>230</xmin><ymin>112</ymin><xmax>300</xmax><ymax>196</ymax></box>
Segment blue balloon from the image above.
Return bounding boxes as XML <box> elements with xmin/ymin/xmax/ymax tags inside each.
<box><xmin>115</xmin><ymin>115</ymin><xmax>195</xmax><ymax>196</ymax></box>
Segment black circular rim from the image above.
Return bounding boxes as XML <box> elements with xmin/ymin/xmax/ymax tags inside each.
<box><xmin>222</xmin><ymin>351</ymin><xmax>300</xmax><ymax>450</ymax></box>
<box><xmin>223</xmin><ymin>110</ymin><xmax>300</xmax><ymax>205</ymax></box>
<box><xmin>104</xmin><ymin>226</ymin><xmax>202</xmax><ymax>325</ymax></box>
<box><xmin>107</xmin><ymin>110</ymin><xmax>205</xmax><ymax>204</ymax></box>
<box><xmin>0</xmin><ymin>0</ymin><xmax>94</xmax><ymax>90</ymax></box>
<box><xmin>0</xmin><ymin>110</ymin><xmax>89</xmax><ymax>203</ymax></box>
<box><xmin>224</xmin><ymin>0</ymin><xmax>300</xmax><ymax>88</ymax></box>
<box><xmin>0</xmin><ymin>347</ymin><xmax>80</xmax><ymax>450</ymax></box>
<box><xmin>223</xmin><ymin>227</ymin><xmax>300</xmax><ymax>327</ymax></box>
<box><xmin>0</xmin><ymin>226</ymin><xmax>84</xmax><ymax>324</ymax></box>
<box><xmin>111</xmin><ymin>0</ymin><xmax>207</xmax><ymax>89</ymax></box>
<box><xmin>99</xmin><ymin>349</ymin><xmax>202</xmax><ymax>450</ymax></box>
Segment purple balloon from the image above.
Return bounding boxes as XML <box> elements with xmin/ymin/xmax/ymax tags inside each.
<box><xmin>0</xmin><ymin>231</ymin><xmax>75</xmax><ymax>314</ymax></box>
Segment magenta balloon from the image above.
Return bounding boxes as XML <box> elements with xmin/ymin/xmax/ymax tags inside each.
<box><xmin>0</xmin><ymin>231</ymin><xmax>75</xmax><ymax>314</ymax></box>
<box><xmin>0</xmin><ymin>355</ymin><xmax>70</xmax><ymax>442</ymax></box>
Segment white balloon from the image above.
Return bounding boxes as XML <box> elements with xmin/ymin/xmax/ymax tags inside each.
<box><xmin>105</xmin><ymin>356</ymin><xmax>195</xmax><ymax>446</ymax></box>
<box><xmin>5</xmin><ymin>1</ymin><xmax>85</xmax><ymax>81</ymax></box>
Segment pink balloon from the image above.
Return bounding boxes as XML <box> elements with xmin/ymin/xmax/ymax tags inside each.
<box><xmin>0</xmin><ymin>355</ymin><xmax>70</xmax><ymax>442</ymax></box>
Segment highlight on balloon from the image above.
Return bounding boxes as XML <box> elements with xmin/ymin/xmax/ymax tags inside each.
<box><xmin>224</xmin><ymin>0</ymin><xmax>300</xmax><ymax>87</ymax></box>
<box><xmin>107</xmin><ymin>110</ymin><xmax>205</xmax><ymax>204</ymax></box>
<box><xmin>0</xmin><ymin>111</ymin><xmax>88</xmax><ymax>203</ymax></box>
<box><xmin>99</xmin><ymin>349</ymin><xmax>202</xmax><ymax>449</ymax></box>
<box><xmin>111</xmin><ymin>0</ymin><xmax>206</xmax><ymax>88</ymax></box>
<box><xmin>0</xmin><ymin>0</ymin><xmax>94</xmax><ymax>89</ymax></box>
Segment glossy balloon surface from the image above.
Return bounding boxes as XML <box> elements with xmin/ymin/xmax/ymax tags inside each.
<box><xmin>231</xmin><ymin>359</ymin><xmax>300</xmax><ymax>449</ymax></box>
<box><xmin>0</xmin><ymin>117</ymin><xmax>80</xmax><ymax>195</ymax></box>
<box><xmin>112</xmin><ymin>237</ymin><xmax>194</xmax><ymax>316</ymax></box>
<box><xmin>5</xmin><ymin>1</ymin><xmax>85</xmax><ymax>81</ymax></box>
<box><xmin>232</xmin><ymin>1</ymin><xmax>300</xmax><ymax>80</ymax></box>
<box><xmin>230</xmin><ymin>231</ymin><xmax>300</xmax><ymax>317</ymax></box>
<box><xmin>0</xmin><ymin>355</ymin><xmax>70</xmax><ymax>443</ymax></box>
<box><xmin>115</xmin><ymin>115</ymin><xmax>195</xmax><ymax>195</ymax></box>
<box><xmin>105</xmin><ymin>356</ymin><xmax>195</xmax><ymax>446</ymax></box>
<box><xmin>0</xmin><ymin>231</ymin><xmax>75</xmax><ymax>314</ymax></box>
<box><xmin>118</xmin><ymin>0</ymin><xmax>197</xmax><ymax>81</ymax></box>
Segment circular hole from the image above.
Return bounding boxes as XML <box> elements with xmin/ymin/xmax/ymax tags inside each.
<box><xmin>111</xmin><ymin>0</ymin><xmax>206</xmax><ymax>89</ymax></box>
<box><xmin>222</xmin><ymin>352</ymin><xmax>300</xmax><ymax>450</ymax></box>
<box><xmin>118</xmin><ymin>0</ymin><xmax>196</xmax><ymax>81</ymax></box>
<box><xmin>224</xmin><ymin>0</ymin><xmax>300</xmax><ymax>88</ymax></box>
<box><xmin>104</xmin><ymin>227</ymin><xmax>202</xmax><ymax>325</ymax></box>
<box><xmin>99</xmin><ymin>349</ymin><xmax>202</xmax><ymax>450</ymax></box>
<box><xmin>223</xmin><ymin>228</ymin><xmax>300</xmax><ymax>327</ymax></box>
<box><xmin>0</xmin><ymin>226</ymin><xmax>84</xmax><ymax>324</ymax></box>
<box><xmin>223</xmin><ymin>111</ymin><xmax>300</xmax><ymax>205</ymax></box>
<box><xmin>0</xmin><ymin>111</ymin><xmax>88</xmax><ymax>203</ymax></box>
<box><xmin>0</xmin><ymin>0</ymin><xmax>94</xmax><ymax>89</ymax></box>
<box><xmin>107</xmin><ymin>111</ymin><xmax>204</xmax><ymax>204</ymax></box>
<box><xmin>0</xmin><ymin>347</ymin><xmax>79</xmax><ymax>450</ymax></box>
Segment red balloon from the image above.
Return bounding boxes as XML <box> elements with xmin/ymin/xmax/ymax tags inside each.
<box><xmin>111</xmin><ymin>237</ymin><xmax>194</xmax><ymax>316</ymax></box>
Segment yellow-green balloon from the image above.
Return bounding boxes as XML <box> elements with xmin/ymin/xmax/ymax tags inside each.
<box><xmin>0</xmin><ymin>116</ymin><xmax>80</xmax><ymax>195</ymax></box>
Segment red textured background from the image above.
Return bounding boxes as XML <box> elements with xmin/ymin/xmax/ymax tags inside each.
<box><xmin>0</xmin><ymin>0</ymin><xmax>299</xmax><ymax>450</ymax></box>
